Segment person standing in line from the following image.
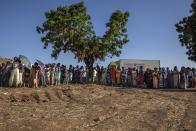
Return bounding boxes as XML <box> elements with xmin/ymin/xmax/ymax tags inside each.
<box><xmin>144</xmin><ymin>68</ymin><xmax>151</xmax><ymax>88</ymax></box>
<box><xmin>101</xmin><ymin>67</ymin><xmax>106</xmax><ymax>85</ymax></box>
<box><xmin>30</xmin><ymin>63</ymin><xmax>39</xmax><ymax>88</ymax></box>
<box><xmin>97</xmin><ymin>65</ymin><xmax>102</xmax><ymax>84</ymax></box>
<box><xmin>166</xmin><ymin>67</ymin><xmax>171</xmax><ymax>88</ymax></box>
<box><xmin>138</xmin><ymin>66</ymin><xmax>144</xmax><ymax>87</ymax></box>
<box><xmin>64</xmin><ymin>66</ymin><xmax>69</xmax><ymax>84</ymax></box>
<box><xmin>187</xmin><ymin>68</ymin><xmax>193</xmax><ymax>88</ymax></box>
<box><xmin>153</xmin><ymin>67</ymin><xmax>159</xmax><ymax>89</ymax></box>
<box><xmin>60</xmin><ymin>65</ymin><xmax>65</xmax><ymax>84</ymax></box>
<box><xmin>106</xmin><ymin>67</ymin><xmax>111</xmax><ymax>85</ymax></box>
<box><xmin>116</xmin><ymin>66</ymin><xmax>121</xmax><ymax>86</ymax></box>
<box><xmin>162</xmin><ymin>68</ymin><xmax>167</xmax><ymax>88</ymax></box>
<box><xmin>9</xmin><ymin>62</ymin><xmax>20</xmax><ymax>87</ymax></box>
<box><xmin>126</xmin><ymin>67</ymin><xmax>132</xmax><ymax>87</ymax></box>
<box><xmin>18</xmin><ymin>63</ymin><xmax>24</xmax><ymax>87</ymax></box>
<box><xmin>79</xmin><ymin>66</ymin><xmax>84</xmax><ymax>83</ymax></box>
<box><xmin>4</xmin><ymin>62</ymin><xmax>13</xmax><ymax>87</ymax></box>
<box><xmin>50</xmin><ymin>64</ymin><xmax>55</xmax><ymax>86</ymax></box>
<box><xmin>172</xmin><ymin>66</ymin><xmax>179</xmax><ymax>88</ymax></box>
<box><xmin>93</xmin><ymin>67</ymin><xmax>97</xmax><ymax>83</ymax></box>
<box><xmin>0</xmin><ymin>63</ymin><xmax>5</xmax><ymax>86</ymax></box>
<box><xmin>23</xmin><ymin>67</ymin><xmax>30</xmax><ymax>87</ymax></box>
<box><xmin>132</xmin><ymin>68</ymin><xmax>137</xmax><ymax>87</ymax></box>
<box><xmin>45</xmin><ymin>64</ymin><xmax>51</xmax><ymax>86</ymax></box>
<box><xmin>39</xmin><ymin>64</ymin><xmax>46</xmax><ymax>87</ymax></box>
<box><xmin>34</xmin><ymin>63</ymin><xmax>40</xmax><ymax>88</ymax></box>
<box><xmin>68</xmin><ymin>65</ymin><xmax>73</xmax><ymax>83</ymax></box>
<box><xmin>159</xmin><ymin>68</ymin><xmax>163</xmax><ymax>88</ymax></box>
<box><xmin>110</xmin><ymin>66</ymin><xmax>116</xmax><ymax>86</ymax></box>
<box><xmin>120</xmin><ymin>67</ymin><xmax>126</xmax><ymax>87</ymax></box>
<box><xmin>55</xmin><ymin>63</ymin><xmax>61</xmax><ymax>86</ymax></box>
<box><xmin>179</xmin><ymin>67</ymin><xmax>187</xmax><ymax>89</ymax></box>
<box><xmin>82</xmin><ymin>67</ymin><xmax>87</xmax><ymax>84</ymax></box>
<box><xmin>72</xmin><ymin>67</ymin><xmax>75</xmax><ymax>83</ymax></box>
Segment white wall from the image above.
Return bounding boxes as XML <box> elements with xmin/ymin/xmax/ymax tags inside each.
<box><xmin>118</xmin><ymin>59</ymin><xmax>160</xmax><ymax>70</ymax></box>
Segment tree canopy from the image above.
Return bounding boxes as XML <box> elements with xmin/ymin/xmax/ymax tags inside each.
<box><xmin>175</xmin><ymin>0</ymin><xmax>196</xmax><ymax>62</ymax></box>
<box><xmin>37</xmin><ymin>2</ymin><xmax>129</xmax><ymax>71</ymax></box>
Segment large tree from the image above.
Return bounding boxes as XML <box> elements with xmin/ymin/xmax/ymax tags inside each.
<box><xmin>175</xmin><ymin>0</ymin><xmax>196</xmax><ymax>62</ymax></box>
<box><xmin>37</xmin><ymin>2</ymin><xmax>129</xmax><ymax>79</ymax></box>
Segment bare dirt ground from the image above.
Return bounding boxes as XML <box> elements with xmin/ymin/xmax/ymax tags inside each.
<box><xmin>0</xmin><ymin>84</ymin><xmax>195</xmax><ymax>131</ymax></box>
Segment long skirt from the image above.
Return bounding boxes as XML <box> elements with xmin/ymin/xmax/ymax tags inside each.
<box><xmin>180</xmin><ymin>81</ymin><xmax>187</xmax><ymax>89</ymax></box>
<box><xmin>9</xmin><ymin>68</ymin><xmax>20</xmax><ymax>87</ymax></box>
<box><xmin>41</xmin><ymin>74</ymin><xmax>46</xmax><ymax>86</ymax></box>
<box><xmin>116</xmin><ymin>75</ymin><xmax>121</xmax><ymax>85</ymax></box>
<box><xmin>153</xmin><ymin>77</ymin><xmax>158</xmax><ymax>89</ymax></box>
<box><xmin>127</xmin><ymin>75</ymin><xmax>132</xmax><ymax>87</ymax></box>
<box><xmin>19</xmin><ymin>72</ymin><xmax>23</xmax><ymax>86</ymax></box>
<box><xmin>55</xmin><ymin>72</ymin><xmax>61</xmax><ymax>85</ymax></box>
<box><xmin>69</xmin><ymin>72</ymin><xmax>73</xmax><ymax>82</ymax></box>
<box><xmin>132</xmin><ymin>77</ymin><xmax>137</xmax><ymax>87</ymax></box>
<box><xmin>173</xmin><ymin>75</ymin><xmax>179</xmax><ymax>88</ymax></box>
<box><xmin>159</xmin><ymin>76</ymin><xmax>163</xmax><ymax>88</ymax></box>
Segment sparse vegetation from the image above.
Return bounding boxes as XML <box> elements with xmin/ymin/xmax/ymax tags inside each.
<box><xmin>0</xmin><ymin>84</ymin><xmax>195</xmax><ymax>130</ymax></box>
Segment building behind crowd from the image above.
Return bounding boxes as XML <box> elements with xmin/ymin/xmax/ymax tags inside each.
<box><xmin>115</xmin><ymin>59</ymin><xmax>160</xmax><ymax>70</ymax></box>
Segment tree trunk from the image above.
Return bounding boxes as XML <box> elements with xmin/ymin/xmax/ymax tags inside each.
<box><xmin>84</xmin><ymin>56</ymin><xmax>94</xmax><ymax>83</ymax></box>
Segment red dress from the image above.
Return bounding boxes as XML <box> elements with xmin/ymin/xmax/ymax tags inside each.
<box><xmin>110</xmin><ymin>68</ymin><xmax>116</xmax><ymax>82</ymax></box>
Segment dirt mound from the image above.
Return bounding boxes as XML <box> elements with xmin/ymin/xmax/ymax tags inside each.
<box><xmin>0</xmin><ymin>84</ymin><xmax>195</xmax><ymax>131</ymax></box>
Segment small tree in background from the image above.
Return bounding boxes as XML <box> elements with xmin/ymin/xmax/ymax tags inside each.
<box><xmin>175</xmin><ymin>0</ymin><xmax>196</xmax><ymax>62</ymax></box>
<box><xmin>37</xmin><ymin>2</ymin><xmax>129</xmax><ymax>80</ymax></box>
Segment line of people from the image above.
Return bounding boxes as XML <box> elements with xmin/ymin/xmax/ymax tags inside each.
<box><xmin>0</xmin><ymin>57</ymin><xmax>195</xmax><ymax>89</ymax></box>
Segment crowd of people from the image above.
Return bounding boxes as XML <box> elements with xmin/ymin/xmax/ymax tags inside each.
<box><xmin>0</xmin><ymin>57</ymin><xmax>196</xmax><ymax>89</ymax></box>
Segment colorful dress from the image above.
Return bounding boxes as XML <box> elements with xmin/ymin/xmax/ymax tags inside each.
<box><xmin>110</xmin><ymin>68</ymin><xmax>116</xmax><ymax>85</ymax></box>
<box><xmin>116</xmin><ymin>69</ymin><xmax>121</xmax><ymax>85</ymax></box>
